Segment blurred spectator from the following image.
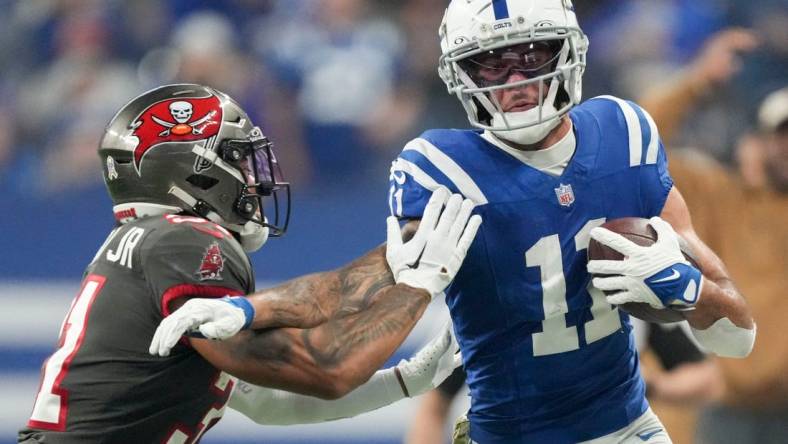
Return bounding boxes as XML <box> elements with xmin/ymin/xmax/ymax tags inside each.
<box><xmin>637</xmin><ymin>323</ymin><xmax>724</xmax><ymax>406</ymax></box>
<box><xmin>585</xmin><ymin>1</ymin><xmax>785</xmax><ymax>163</ymax></box>
<box><xmin>639</xmin><ymin>28</ymin><xmax>759</xmax><ymax>145</ymax></box>
<box><xmin>363</xmin><ymin>0</ymin><xmax>468</xmax><ymax>155</ymax></box>
<box><xmin>644</xmin><ymin>70</ymin><xmax>788</xmax><ymax>444</ymax></box>
<box><xmin>639</xmin><ymin>27</ymin><xmax>787</xmax><ymax>444</ymax></box>
<box><xmin>14</xmin><ymin>2</ymin><xmax>139</xmax><ymax>193</ymax></box>
<box><xmin>252</xmin><ymin>0</ymin><xmax>406</xmax><ymax>188</ymax></box>
<box><xmin>685</xmin><ymin>87</ymin><xmax>788</xmax><ymax>444</ymax></box>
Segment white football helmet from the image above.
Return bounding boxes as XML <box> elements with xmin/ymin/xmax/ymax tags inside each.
<box><xmin>438</xmin><ymin>0</ymin><xmax>588</xmax><ymax>144</ymax></box>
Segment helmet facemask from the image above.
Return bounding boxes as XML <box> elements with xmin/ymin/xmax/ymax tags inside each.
<box><xmin>216</xmin><ymin>127</ymin><xmax>291</xmax><ymax>238</ymax></box>
<box><xmin>185</xmin><ymin>126</ymin><xmax>291</xmax><ymax>249</ymax></box>
<box><xmin>99</xmin><ymin>84</ymin><xmax>291</xmax><ymax>253</ymax></box>
<box><xmin>440</xmin><ymin>24</ymin><xmax>587</xmax><ymax>145</ymax></box>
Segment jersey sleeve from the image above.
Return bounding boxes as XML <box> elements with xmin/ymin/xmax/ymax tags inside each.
<box><xmin>387</xmin><ymin>134</ymin><xmax>463</xmax><ymax>220</ymax></box>
<box><xmin>140</xmin><ymin>218</ymin><xmax>253</xmax><ymax>316</ymax></box>
<box><xmin>590</xmin><ymin>96</ymin><xmax>674</xmax><ymax>217</ymax></box>
<box><xmin>628</xmin><ymin>100</ymin><xmax>674</xmax><ymax>217</ymax></box>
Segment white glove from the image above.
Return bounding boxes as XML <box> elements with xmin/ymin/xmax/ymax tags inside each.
<box><xmin>386</xmin><ymin>186</ymin><xmax>450</xmax><ymax>281</ymax></box>
<box><xmin>587</xmin><ymin>216</ymin><xmax>703</xmax><ymax>309</ymax></box>
<box><xmin>148</xmin><ymin>296</ymin><xmax>254</xmax><ymax>357</ymax></box>
<box><xmin>396</xmin><ymin>322</ymin><xmax>462</xmax><ymax>397</ymax></box>
<box><xmin>386</xmin><ymin>189</ymin><xmax>482</xmax><ymax>299</ymax></box>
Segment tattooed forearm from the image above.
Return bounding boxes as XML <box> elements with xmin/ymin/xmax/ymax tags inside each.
<box><xmin>223</xmin><ymin>281</ymin><xmax>428</xmax><ymax>395</ymax></box>
<box><xmin>230</xmin><ymin>328</ymin><xmax>293</xmax><ymax>370</ymax></box>
<box><xmin>302</xmin><ymin>283</ymin><xmax>427</xmax><ymax>368</ymax></box>
<box><xmin>217</xmin><ymin>223</ymin><xmax>434</xmax><ymax>394</ymax></box>
<box><xmin>248</xmin><ymin>245</ymin><xmax>394</xmax><ymax>329</ymax></box>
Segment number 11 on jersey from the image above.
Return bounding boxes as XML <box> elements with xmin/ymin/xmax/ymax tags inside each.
<box><xmin>525</xmin><ymin>219</ymin><xmax>622</xmax><ymax>356</ymax></box>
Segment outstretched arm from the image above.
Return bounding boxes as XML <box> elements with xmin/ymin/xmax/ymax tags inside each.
<box><xmin>147</xmin><ymin>188</ymin><xmax>463</xmax><ymax>349</ymax></box>
<box><xmin>149</xmin><ymin>189</ymin><xmax>481</xmax><ymax>397</ymax></box>
<box><xmin>227</xmin><ymin>323</ymin><xmax>460</xmax><ymax>424</ymax></box>
<box><xmin>245</xmin><ymin>245</ymin><xmax>397</xmax><ymax>330</ymax></box>
<box><xmin>193</xmin><ymin>271</ymin><xmax>429</xmax><ymax>399</ymax></box>
<box><xmin>245</xmin><ymin>188</ymin><xmax>462</xmax><ymax>331</ymax></box>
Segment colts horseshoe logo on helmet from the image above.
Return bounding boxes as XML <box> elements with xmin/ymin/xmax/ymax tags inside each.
<box><xmin>129</xmin><ymin>94</ymin><xmax>223</xmax><ymax>175</ymax></box>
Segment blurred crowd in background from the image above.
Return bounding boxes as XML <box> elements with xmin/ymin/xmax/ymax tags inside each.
<box><xmin>0</xmin><ymin>0</ymin><xmax>785</xmax><ymax>198</ymax></box>
<box><xmin>0</xmin><ymin>1</ymin><xmax>786</xmax><ymax>443</ymax></box>
<box><xmin>1</xmin><ymin>0</ymin><xmax>782</xmax><ymax>281</ymax></box>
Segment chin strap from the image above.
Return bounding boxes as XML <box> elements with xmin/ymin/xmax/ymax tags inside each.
<box><xmin>168</xmin><ymin>186</ymin><xmax>222</xmax><ymax>222</ymax></box>
<box><xmin>168</xmin><ymin>185</ymin><xmax>269</xmax><ymax>252</ymax></box>
<box><xmin>234</xmin><ymin>221</ymin><xmax>269</xmax><ymax>252</ymax></box>
<box><xmin>490</xmin><ymin>107</ymin><xmax>562</xmax><ymax>145</ymax></box>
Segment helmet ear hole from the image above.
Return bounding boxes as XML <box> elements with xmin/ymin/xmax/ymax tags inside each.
<box><xmin>186</xmin><ymin>174</ymin><xmax>219</xmax><ymax>190</ymax></box>
<box><xmin>236</xmin><ymin>196</ymin><xmax>258</xmax><ymax>220</ymax></box>
<box><xmin>222</xmin><ymin>141</ymin><xmax>248</xmax><ymax>163</ymax></box>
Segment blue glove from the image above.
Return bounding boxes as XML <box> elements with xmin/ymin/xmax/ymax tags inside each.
<box><xmin>587</xmin><ymin>217</ymin><xmax>703</xmax><ymax>309</ymax></box>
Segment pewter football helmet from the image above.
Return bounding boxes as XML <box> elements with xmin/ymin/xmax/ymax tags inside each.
<box><xmin>99</xmin><ymin>84</ymin><xmax>290</xmax><ymax>251</ymax></box>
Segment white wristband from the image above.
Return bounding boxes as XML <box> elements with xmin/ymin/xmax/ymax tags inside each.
<box><xmin>691</xmin><ymin>317</ymin><xmax>756</xmax><ymax>358</ymax></box>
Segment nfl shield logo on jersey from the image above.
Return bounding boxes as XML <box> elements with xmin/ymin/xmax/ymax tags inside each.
<box><xmin>554</xmin><ymin>183</ymin><xmax>575</xmax><ymax>207</ymax></box>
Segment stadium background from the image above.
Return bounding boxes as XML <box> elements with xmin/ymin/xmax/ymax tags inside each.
<box><xmin>0</xmin><ymin>1</ymin><xmax>784</xmax><ymax>443</ymax></box>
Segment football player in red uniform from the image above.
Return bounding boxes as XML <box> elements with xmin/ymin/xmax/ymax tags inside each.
<box><xmin>19</xmin><ymin>84</ymin><xmax>481</xmax><ymax>443</ymax></box>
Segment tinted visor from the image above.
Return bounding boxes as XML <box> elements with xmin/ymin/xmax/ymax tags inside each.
<box><xmin>459</xmin><ymin>40</ymin><xmax>562</xmax><ymax>87</ymax></box>
<box><xmin>222</xmin><ymin>127</ymin><xmax>291</xmax><ymax>236</ymax></box>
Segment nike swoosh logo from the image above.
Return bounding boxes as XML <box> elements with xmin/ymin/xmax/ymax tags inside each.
<box><xmin>636</xmin><ymin>428</ymin><xmax>664</xmax><ymax>441</ymax></box>
<box><xmin>651</xmin><ymin>269</ymin><xmax>680</xmax><ymax>283</ymax></box>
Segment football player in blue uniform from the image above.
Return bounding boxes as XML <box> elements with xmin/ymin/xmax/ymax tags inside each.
<box><xmin>152</xmin><ymin>1</ymin><xmax>757</xmax><ymax>443</ymax></box>
<box><xmin>384</xmin><ymin>1</ymin><xmax>756</xmax><ymax>442</ymax></box>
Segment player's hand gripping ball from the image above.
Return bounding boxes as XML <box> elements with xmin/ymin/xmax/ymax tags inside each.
<box><xmin>587</xmin><ymin>217</ymin><xmax>702</xmax><ymax>323</ymax></box>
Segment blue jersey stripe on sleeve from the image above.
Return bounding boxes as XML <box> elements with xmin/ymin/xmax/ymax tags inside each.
<box><xmin>402</xmin><ymin>138</ymin><xmax>489</xmax><ymax>204</ymax></box>
<box><xmin>391</xmin><ymin>158</ymin><xmax>443</xmax><ymax>191</ymax></box>
<box><xmin>627</xmin><ymin>100</ymin><xmax>662</xmax><ymax>166</ymax></box>
<box><xmin>398</xmin><ymin>150</ymin><xmax>459</xmax><ymax>195</ymax></box>
<box><xmin>596</xmin><ymin>96</ymin><xmax>643</xmax><ymax>167</ymax></box>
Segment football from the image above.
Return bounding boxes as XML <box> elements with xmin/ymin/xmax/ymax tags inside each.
<box><xmin>587</xmin><ymin>217</ymin><xmax>699</xmax><ymax>323</ymax></box>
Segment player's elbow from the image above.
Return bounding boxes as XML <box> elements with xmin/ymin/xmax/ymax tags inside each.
<box><xmin>310</xmin><ymin>378</ymin><xmax>351</xmax><ymax>400</ymax></box>
<box><xmin>313</xmin><ymin>368</ymin><xmax>364</xmax><ymax>400</ymax></box>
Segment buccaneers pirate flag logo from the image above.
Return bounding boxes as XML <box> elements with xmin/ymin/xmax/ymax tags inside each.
<box><xmin>197</xmin><ymin>242</ymin><xmax>224</xmax><ymax>281</ymax></box>
<box><xmin>130</xmin><ymin>94</ymin><xmax>223</xmax><ymax>174</ymax></box>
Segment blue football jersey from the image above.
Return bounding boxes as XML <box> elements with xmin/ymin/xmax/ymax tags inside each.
<box><xmin>388</xmin><ymin>96</ymin><xmax>673</xmax><ymax>443</ymax></box>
